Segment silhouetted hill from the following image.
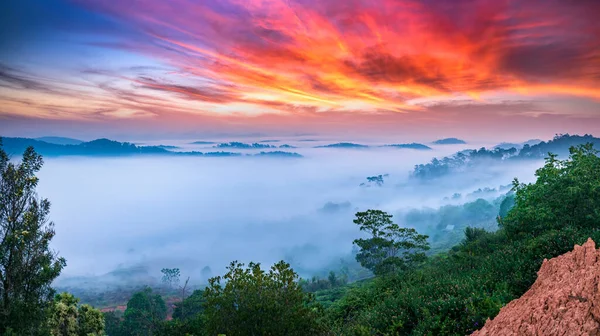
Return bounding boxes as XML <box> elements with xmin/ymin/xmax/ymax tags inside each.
<box><xmin>190</xmin><ymin>141</ymin><xmax>217</xmax><ymax>144</ymax></box>
<box><xmin>493</xmin><ymin>142</ymin><xmax>521</xmax><ymax>150</ymax></box>
<box><xmin>0</xmin><ymin>137</ymin><xmax>303</xmax><ymax>158</ymax></box>
<box><xmin>175</xmin><ymin>151</ymin><xmax>242</xmax><ymax>157</ymax></box>
<box><xmin>383</xmin><ymin>143</ymin><xmax>432</xmax><ymax>150</ymax></box>
<box><xmin>518</xmin><ymin>134</ymin><xmax>596</xmax><ymax>157</ymax></box>
<box><xmin>215</xmin><ymin>142</ymin><xmax>276</xmax><ymax>149</ymax></box>
<box><xmin>413</xmin><ymin>134</ymin><xmax>600</xmax><ymax>180</ymax></box>
<box><xmin>433</xmin><ymin>138</ymin><xmax>467</xmax><ymax>145</ymax></box>
<box><xmin>254</xmin><ymin>151</ymin><xmax>303</xmax><ymax>158</ymax></box>
<box><xmin>494</xmin><ymin>139</ymin><xmax>543</xmax><ymax>150</ymax></box>
<box><xmin>2</xmin><ymin>137</ymin><xmax>171</xmax><ymax>156</ymax></box>
<box><xmin>36</xmin><ymin>136</ymin><xmax>83</xmax><ymax>145</ymax></box>
<box><xmin>523</xmin><ymin>139</ymin><xmax>543</xmax><ymax>146</ymax></box>
<box><xmin>315</xmin><ymin>142</ymin><xmax>368</xmax><ymax>148</ymax></box>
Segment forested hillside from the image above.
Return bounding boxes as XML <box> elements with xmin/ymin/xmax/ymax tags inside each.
<box><xmin>412</xmin><ymin>134</ymin><xmax>600</xmax><ymax>180</ymax></box>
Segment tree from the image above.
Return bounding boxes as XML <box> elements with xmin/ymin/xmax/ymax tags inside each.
<box><xmin>78</xmin><ymin>304</ymin><xmax>105</xmax><ymax>336</ymax></box>
<box><xmin>498</xmin><ymin>193</ymin><xmax>515</xmax><ymax>218</ymax></box>
<box><xmin>47</xmin><ymin>292</ymin><xmax>105</xmax><ymax>336</ymax></box>
<box><xmin>48</xmin><ymin>293</ymin><xmax>78</xmax><ymax>336</ymax></box>
<box><xmin>328</xmin><ymin>271</ymin><xmax>338</xmax><ymax>287</ymax></box>
<box><xmin>121</xmin><ymin>287</ymin><xmax>167</xmax><ymax>336</ymax></box>
<box><xmin>161</xmin><ymin>268</ymin><xmax>180</xmax><ymax>290</ymax></box>
<box><xmin>160</xmin><ymin>289</ymin><xmax>207</xmax><ymax>336</ymax></box>
<box><xmin>0</xmin><ymin>141</ymin><xmax>66</xmax><ymax>334</ymax></box>
<box><xmin>103</xmin><ymin>311</ymin><xmax>124</xmax><ymax>336</ymax></box>
<box><xmin>353</xmin><ymin>210</ymin><xmax>430</xmax><ymax>275</ymax></box>
<box><xmin>203</xmin><ymin>260</ymin><xmax>324</xmax><ymax>336</ymax></box>
<box><xmin>503</xmin><ymin>144</ymin><xmax>600</xmax><ymax>237</ymax></box>
<box><xmin>172</xmin><ymin>289</ymin><xmax>205</xmax><ymax>321</ymax></box>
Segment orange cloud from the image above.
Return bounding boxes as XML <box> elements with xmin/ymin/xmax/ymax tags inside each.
<box><xmin>1</xmin><ymin>0</ymin><xmax>599</xmax><ymax>134</ymax></box>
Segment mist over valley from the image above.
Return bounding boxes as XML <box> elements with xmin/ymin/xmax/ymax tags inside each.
<box><xmin>20</xmin><ymin>134</ymin><xmax>563</xmax><ymax>291</ymax></box>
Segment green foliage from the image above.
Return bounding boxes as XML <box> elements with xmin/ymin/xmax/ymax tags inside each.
<box><xmin>47</xmin><ymin>293</ymin><xmax>105</xmax><ymax>336</ymax></box>
<box><xmin>0</xmin><ymin>141</ymin><xmax>66</xmax><ymax>334</ymax></box>
<box><xmin>503</xmin><ymin>144</ymin><xmax>600</xmax><ymax>237</ymax></box>
<box><xmin>103</xmin><ymin>311</ymin><xmax>124</xmax><ymax>336</ymax></box>
<box><xmin>48</xmin><ymin>293</ymin><xmax>79</xmax><ymax>336</ymax></box>
<box><xmin>498</xmin><ymin>193</ymin><xmax>515</xmax><ymax>218</ymax></box>
<box><xmin>203</xmin><ymin>260</ymin><xmax>325</xmax><ymax>336</ymax></box>
<box><xmin>404</xmin><ymin>196</ymin><xmax>506</xmax><ymax>253</ymax></box>
<box><xmin>121</xmin><ymin>287</ymin><xmax>167</xmax><ymax>336</ymax></box>
<box><xmin>157</xmin><ymin>314</ymin><xmax>206</xmax><ymax>336</ymax></box>
<box><xmin>173</xmin><ymin>290</ymin><xmax>206</xmax><ymax>321</ymax></box>
<box><xmin>78</xmin><ymin>304</ymin><xmax>105</xmax><ymax>336</ymax></box>
<box><xmin>325</xmin><ymin>144</ymin><xmax>600</xmax><ymax>335</ymax></box>
<box><xmin>462</xmin><ymin>227</ymin><xmax>489</xmax><ymax>246</ymax></box>
<box><xmin>299</xmin><ymin>272</ymin><xmax>348</xmax><ymax>292</ymax></box>
<box><xmin>412</xmin><ymin>134</ymin><xmax>600</xmax><ymax>180</ymax></box>
<box><xmin>353</xmin><ymin>210</ymin><xmax>430</xmax><ymax>275</ymax></box>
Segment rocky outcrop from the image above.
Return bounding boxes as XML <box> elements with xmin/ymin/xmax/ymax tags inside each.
<box><xmin>472</xmin><ymin>238</ymin><xmax>600</xmax><ymax>336</ymax></box>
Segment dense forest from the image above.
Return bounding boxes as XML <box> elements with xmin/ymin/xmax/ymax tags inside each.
<box><xmin>412</xmin><ymin>133</ymin><xmax>600</xmax><ymax>180</ymax></box>
<box><xmin>1</xmin><ymin>136</ymin><xmax>599</xmax><ymax>335</ymax></box>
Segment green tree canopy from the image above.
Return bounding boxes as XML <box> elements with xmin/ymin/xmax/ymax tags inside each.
<box><xmin>0</xmin><ymin>141</ymin><xmax>66</xmax><ymax>334</ymax></box>
<box><xmin>353</xmin><ymin>210</ymin><xmax>430</xmax><ymax>275</ymax></box>
<box><xmin>503</xmin><ymin>143</ymin><xmax>600</xmax><ymax>237</ymax></box>
<box><xmin>325</xmin><ymin>144</ymin><xmax>600</xmax><ymax>335</ymax></box>
<box><xmin>172</xmin><ymin>289</ymin><xmax>205</xmax><ymax>321</ymax></box>
<box><xmin>47</xmin><ymin>292</ymin><xmax>104</xmax><ymax>336</ymax></box>
<box><xmin>203</xmin><ymin>260</ymin><xmax>324</xmax><ymax>336</ymax></box>
<box><xmin>121</xmin><ymin>287</ymin><xmax>167</xmax><ymax>336</ymax></box>
<box><xmin>78</xmin><ymin>304</ymin><xmax>105</xmax><ymax>336</ymax></box>
<box><xmin>48</xmin><ymin>293</ymin><xmax>78</xmax><ymax>336</ymax></box>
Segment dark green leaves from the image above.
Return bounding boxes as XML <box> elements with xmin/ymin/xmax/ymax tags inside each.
<box><xmin>0</xmin><ymin>142</ymin><xmax>65</xmax><ymax>334</ymax></box>
<box><xmin>203</xmin><ymin>260</ymin><xmax>325</xmax><ymax>336</ymax></box>
<box><xmin>504</xmin><ymin>143</ymin><xmax>600</xmax><ymax>237</ymax></box>
<box><xmin>121</xmin><ymin>287</ymin><xmax>167</xmax><ymax>336</ymax></box>
<box><xmin>353</xmin><ymin>210</ymin><xmax>430</xmax><ymax>276</ymax></box>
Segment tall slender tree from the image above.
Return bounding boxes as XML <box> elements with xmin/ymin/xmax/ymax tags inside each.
<box><xmin>0</xmin><ymin>140</ymin><xmax>66</xmax><ymax>334</ymax></box>
<box><xmin>353</xmin><ymin>210</ymin><xmax>430</xmax><ymax>275</ymax></box>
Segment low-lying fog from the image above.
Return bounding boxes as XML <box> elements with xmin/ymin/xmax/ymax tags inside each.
<box><xmin>37</xmin><ymin>138</ymin><xmax>542</xmax><ymax>286</ymax></box>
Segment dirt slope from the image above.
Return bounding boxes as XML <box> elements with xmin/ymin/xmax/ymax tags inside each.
<box><xmin>472</xmin><ymin>238</ymin><xmax>600</xmax><ymax>336</ymax></box>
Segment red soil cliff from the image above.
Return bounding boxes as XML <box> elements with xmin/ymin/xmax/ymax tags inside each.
<box><xmin>472</xmin><ymin>238</ymin><xmax>600</xmax><ymax>336</ymax></box>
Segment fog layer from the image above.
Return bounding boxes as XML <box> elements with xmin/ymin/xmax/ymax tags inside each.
<box><xmin>36</xmin><ymin>140</ymin><xmax>540</xmax><ymax>284</ymax></box>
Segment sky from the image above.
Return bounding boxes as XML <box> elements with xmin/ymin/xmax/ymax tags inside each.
<box><xmin>1</xmin><ymin>0</ymin><xmax>599</xmax><ymax>141</ymax></box>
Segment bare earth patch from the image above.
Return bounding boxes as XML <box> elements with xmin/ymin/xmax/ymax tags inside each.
<box><xmin>473</xmin><ymin>238</ymin><xmax>600</xmax><ymax>336</ymax></box>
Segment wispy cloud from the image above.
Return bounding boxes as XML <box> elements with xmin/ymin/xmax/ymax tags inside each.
<box><xmin>1</xmin><ymin>0</ymin><xmax>599</xmax><ymax>136</ymax></box>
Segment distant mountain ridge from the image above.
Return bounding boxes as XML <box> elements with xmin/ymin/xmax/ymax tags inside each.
<box><xmin>494</xmin><ymin>139</ymin><xmax>542</xmax><ymax>150</ymax></box>
<box><xmin>190</xmin><ymin>141</ymin><xmax>217</xmax><ymax>145</ymax></box>
<box><xmin>215</xmin><ymin>142</ymin><xmax>276</xmax><ymax>149</ymax></box>
<box><xmin>36</xmin><ymin>136</ymin><xmax>83</xmax><ymax>145</ymax></box>
<box><xmin>0</xmin><ymin>137</ymin><xmax>303</xmax><ymax>158</ymax></box>
<box><xmin>433</xmin><ymin>138</ymin><xmax>467</xmax><ymax>145</ymax></box>
<box><xmin>413</xmin><ymin>134</ymin><xmax>600</xmax><ymax>180</ymax></box>
<box><xmin>315</xmin><ymin>142</ymin><xmax>368</xmax><ymax>148</ymax></box>
<box><xmin>383</xmin><ymin>143</ymin><xmax>432</xmax><ymax>150</ymax></box>
<box><xmin>214</xmin><ymin>142</ymin><xmax>297</xmax><ymax>149</ymax></box>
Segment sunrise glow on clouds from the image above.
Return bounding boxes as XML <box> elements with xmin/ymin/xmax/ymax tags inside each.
<box><xmin>1</xmin><ymin>0</ymin><xmax>599</xmax><ymax>139</ymax></box>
